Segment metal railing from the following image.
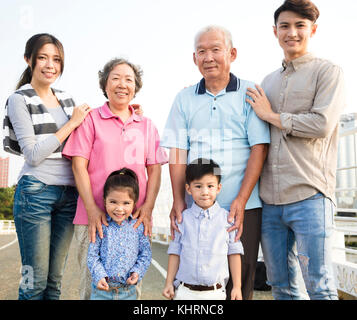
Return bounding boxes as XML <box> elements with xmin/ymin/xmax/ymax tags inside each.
<box><xmin>332</xmin><ymin>124</ymin><xmax>357</xmax><ymax>298</ymax></box>
<box><xmin>0</xmin><ymin>220</ymin><xmax>16</xmax><ymax>234</ymax></box>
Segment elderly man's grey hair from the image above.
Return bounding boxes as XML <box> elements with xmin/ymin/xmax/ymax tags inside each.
<box><xmin>194</xmin><ymin>25</ymin><xmax>233</xmax><ymax>51</ymax></box>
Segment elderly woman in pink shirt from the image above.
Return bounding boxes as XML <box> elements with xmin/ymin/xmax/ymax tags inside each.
<box><xmin>62</xmin><ymin>58</ymin><xmax>168</xmax><ymax>299</ymax></box>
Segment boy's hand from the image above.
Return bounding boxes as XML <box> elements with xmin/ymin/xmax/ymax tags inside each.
<box><xmin>230</xmin><ymin>287</ymin><xmax>243</xmax><ymax>300</ymax></box>
<box><xmin>126</xmin><ymin>272</ymin><xmax>139</xmax><ymax>285</ymax></box>
<box><xmin>162</xmin><ymin>284</ymin><xmax>175</xmax><ymax>300</ymax></box>
<box><xmin>97</xmin><ymin>277</ymin><xmax>109</xmax><ymax>291</ymax></box>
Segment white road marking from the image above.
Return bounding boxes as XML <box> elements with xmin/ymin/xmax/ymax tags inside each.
<box><xmin>0</xmin><ymin>236</ymin><xmax>18</xmax><ymax>251</ymax></box>
<box><xmin>152</xmin><ymin>258</ymin><xmax>167</xmax><ymax>278</ymax></box>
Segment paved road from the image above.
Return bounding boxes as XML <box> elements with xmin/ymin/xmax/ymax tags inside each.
<box><xmin>0</xmin><ymin>234</ymin><xmax>273</xmax><ymax>300</ymax></box>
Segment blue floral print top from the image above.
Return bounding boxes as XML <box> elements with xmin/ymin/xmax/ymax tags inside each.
<box><xmin>87</xmin><ymin>215</ymin><xmax>152</xmax><ymax>286</ymax></box>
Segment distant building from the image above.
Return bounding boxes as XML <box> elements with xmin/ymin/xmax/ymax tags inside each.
<box><xmin>0</xmin><ymin>157</ymin><xmax>9</xmax><ymax>188</ymax></box>
<box><xmin>336</xmin><ymin>113</ymin><xmax>357</xmax><ymax>210</ymax></box>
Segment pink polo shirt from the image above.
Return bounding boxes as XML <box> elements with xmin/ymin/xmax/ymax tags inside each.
<box><xmin>62</xmin><ymin>103</ymin><xmax>168</xmax><ymax>225</ymax></box>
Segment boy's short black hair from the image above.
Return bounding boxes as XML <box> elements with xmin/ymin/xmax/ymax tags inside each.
<box><xmin>185</xmin><ymin>158</ymin><xmax>221</xmax><ymax>184</ymax></box>
<box><xmin>274</xmin><ymin>0</ymin><xmax>320</xmax><ymax>25</ymax></box>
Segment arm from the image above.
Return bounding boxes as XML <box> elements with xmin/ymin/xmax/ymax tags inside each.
<box><xmin>128</xmin><ymin>227</ymin><xmax>152</xmax><ymax>284</ymax></box>
<box><xmin>247</xmin><ymin>65</ymin><xmax>345</xmax><ymax>138</ymax></box>
<box><xmin>228</xmin><ymin>254</ymin><xmax>242</xmax><ymax>300</ymax></box>
<box><xmin>228</xmin><ymin>144</ymin><xmax>268</xmax><ymax>240</ymax></box>
<box><xmin>162</xmin><ymin>254</ymin><xmax>180</xmax><ymax>300</ymax></box>
<box><xmin>133</xmin><ymin>163</ymin><xmax>161</xmax><ymax>236</ymax></box>
<box><xmin>72</xmin><ymin>156</ymin><xmax>108</xmax><ymax>243</ymax></box>
<box><xmin>54</xmin><ymin>103</ymin><xmax>92</xmax><ymax>143</ymax></box>
<box><xmin>87</xmin><ymin>233</ymin><xmax>108</xmax><ymax>290</ymax></box>
<box><xmin>7</xmin><ymin>94</ymin><xmax>91</xmax><ymax>166</ymax></box>
<box><xmin>168</xmin><ymin>148</ymin><xmax>187</xmax><ymax>238</ymax></box>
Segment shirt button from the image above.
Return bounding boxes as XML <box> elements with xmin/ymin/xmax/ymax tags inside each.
<box><xmin>213</xmin><ymin>107</ymin><xmax>216</xmax><ymax>110</ymax></box>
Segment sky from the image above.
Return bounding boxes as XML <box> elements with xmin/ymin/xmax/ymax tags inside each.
<box><xmin>0</xmin><ymin>0</ymin><xmax>356</xmax><ymax>186</ymax></box>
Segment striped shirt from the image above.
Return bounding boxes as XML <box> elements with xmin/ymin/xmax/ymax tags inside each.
<box><xmin>3</xmin><ymin>83</ymin><xmax>74</xmax><ymax>159</ymax></box>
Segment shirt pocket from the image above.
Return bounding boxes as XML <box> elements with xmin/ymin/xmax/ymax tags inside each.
<box><xmin>285</xmin><ymin>89</ymin><xmax>315</xmax><ymax>113</ymax></box>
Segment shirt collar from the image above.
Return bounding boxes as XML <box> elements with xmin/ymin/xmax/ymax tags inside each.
<box><xmin>99</xmin><ymin>102</ymin><xmax>143</xmax><ymax>122</ymax></box>
<box><xmin>106</xmin><ymin>214</ymin><xmax>134</xmax><ymax>226</ymax></box>
<box><xmin>196</xmin><ymin>72</ymin><xmax>240</xmax><ymax>95</ymax></box>
<box><xmin>282</xmin><ymin>52</ymin><xmax>315</xmax><ymax>72</ymax></box>
<box><xmin>191</xmin><ymin>201</ymin><xmax>221</xmax><ymax>220</ymax></box>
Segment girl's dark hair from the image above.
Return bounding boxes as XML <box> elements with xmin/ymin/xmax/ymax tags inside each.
<box><xmin>185</xmin><ymin>158</ymin><xmax>221</xmax><ymax>184</ymax></box>
<box><xmin>16</xmin><ymin>33</ymin><xmax>65</xmax><ymax>90</ymax></box>
<box><xmin>274</xmin><ymin>0</ymin><xmax>320</xmax><ymax>25</ymax></box>
<box><xmin>103</xmin><ymin>168</ymin><xmax>139</xmax><ymax>203</ymax></box>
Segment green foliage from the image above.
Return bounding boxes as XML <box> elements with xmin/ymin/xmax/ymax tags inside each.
<box><xmin>0</xmin><ymin>186</ymin><xmax>15</xmax><ymax>220</ymax></box>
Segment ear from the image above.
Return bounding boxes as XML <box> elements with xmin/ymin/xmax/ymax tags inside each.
<box><xmin>185</xmin><ymin>183</ymin><xmax>192</xmax><ymax>195</ymax></box>
<box><xmin>216</xmin><ymin>183</ymin><xmax>222</xmax><ymax>194</ymax></box>
<box><xmin>24</xmin><ymin>55</ymin><xmax>31</xmax><ymax>67</ymax></box>
<box><xmin>193</xmin><ymin>52</ymin><xmax>198</xmax><ymax>66</ymax></box>
<box><xmin>230</xmin><ymin>47</ymin><xmax>237</xmax><ymax>62</ymax></box>
<box><xmin>310</xmin><ymin>24</ymin><xmax>318</xmax><ymax>37</ymax></box>
<box><xmin>273</xmin><ymin>25</ymin><xmax>278</xmax><ymax>38</ymax></box>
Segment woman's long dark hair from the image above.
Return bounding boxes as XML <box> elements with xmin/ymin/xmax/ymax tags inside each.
<box><xmin>16</xmin><ymin>33</ymin><xmax>65</xmax><ymax>90</ymax></box>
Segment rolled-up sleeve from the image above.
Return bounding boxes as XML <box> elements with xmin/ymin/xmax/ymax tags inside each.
<box><xmin>227</xmin><ymin>223</ymin><xmax>244</xmax><ymax>256</ymax></box>
<box><xmin>280</xmin><ymin>64</ymin><xmax>346</xmax><ymax>139</ymax></box>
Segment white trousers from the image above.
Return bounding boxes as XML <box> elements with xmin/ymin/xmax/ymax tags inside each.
<box><xmin>174</xmin><ymin>283</ymin><xmax>226</xmax><ymax>300</ymax></box>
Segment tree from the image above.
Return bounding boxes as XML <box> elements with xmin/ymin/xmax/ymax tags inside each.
<box><xmin>0</xmin><ymin>186</ymin><xmax>15</xmax><ymax>220</ymax></box>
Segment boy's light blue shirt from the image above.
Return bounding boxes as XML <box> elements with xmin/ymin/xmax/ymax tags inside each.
<box><xmin>160</xmin><ymin>73</ymin><xmax>270</xmax><ymax>210</ymax></box>
<box><xmin>168</xmin><ymin>201</ymin><xmax>244</xmax><ymax>287</ymax></box>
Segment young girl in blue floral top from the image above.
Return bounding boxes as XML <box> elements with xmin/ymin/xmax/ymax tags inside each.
<box><xmin>87</xmin><ymin>168</ymin><xmax>152</xmax><ymax>300</ymax></box>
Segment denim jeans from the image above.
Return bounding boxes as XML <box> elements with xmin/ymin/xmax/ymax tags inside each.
<box><xmin>90</xmin><ymin>283</ymin><xmax>137</xmax><ymax>300</ymax></box>
<box><xmin>261</xmin><ymin>193</ymin><xmax>338</xmax><ymax>300</ymax></box>
<box><xmin>13</xmin><ymin>175</ymin><xmax>78</xmax><ymax>300</ymax></box>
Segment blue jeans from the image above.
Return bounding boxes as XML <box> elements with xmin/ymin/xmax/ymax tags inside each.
<box><xmin>261</xmin><ymin>193</ymin><xmax>338</xmax><ymax>300</ymax></box>
<box><xmin>13</xmin><ymin>175</ymin><xmax>77</xmax><ymax>300</ymax></box>
<box><xmin>90</xmin><ymin>283</ymin><xmax>137</xmax><ymax>300</ymax></box>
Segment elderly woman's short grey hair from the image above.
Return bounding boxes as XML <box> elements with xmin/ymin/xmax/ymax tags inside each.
<box><xmin>98</xmin><ymin>58</ymin><xmax>143</xmax><ymax>98</ymax></box>
<box><xmin>194</xmin><ymin>25</ymin><xmax>233</xmax><ymax>51</ymax></box>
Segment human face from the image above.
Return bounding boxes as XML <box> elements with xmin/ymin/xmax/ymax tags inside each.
<box><xmin>193</xmin><ymin>30</ymin><xmax>237</xmax><ymax>82</ymax></box>
<box><xmin>27</xmin><ymin>43</ymin><xmax>62</xmax><ymax>86</ymax></box>
<box><xmin>104</xmin><ymin>188</ymin><xmax>135</xmax><ymax>225</ymax></box>
<box><xmin>274</xmin><ymin>11</ymin><xmax>317</xmax><ymax>62</ymax></box>
<box><xmin>186</xmin><ymin>174</ymin><xmax>222</xmax><ymax>210</ymax></box>
<box><xmin>105</xmin><ymin>63</ymin><xmax>136</xmax><ymax>109</ymax></box>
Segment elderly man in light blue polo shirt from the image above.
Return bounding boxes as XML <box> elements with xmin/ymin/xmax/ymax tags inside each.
<box><xmin>160</xmin><ymin>25</ymin><xmax>270</xmax><ymax>300</ymax></box>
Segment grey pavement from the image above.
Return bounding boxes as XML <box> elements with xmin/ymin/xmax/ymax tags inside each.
<box><xmin>0</xmin><ymin>234</ymin><xmax>273</xmax><ymax>300</ymax></box>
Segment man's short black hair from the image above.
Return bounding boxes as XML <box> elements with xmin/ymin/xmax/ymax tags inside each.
<box><xmin>185</xmin><ymin>158</ymin><xmax>221</xmax><ymax>184</ymax></box>
<box><xmin>274</xmin><ymin>0</ymin><xmax>320</xmax><ymax>25</ymax></box>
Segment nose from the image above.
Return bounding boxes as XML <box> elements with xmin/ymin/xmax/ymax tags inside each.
<box><xmin>287</xmin><ymin>26</ymin><xmax>298</xmax><ymax>37</ymax></box>
<box><xmin>203</xmin><ymin>50</ymin><xmax>214</xmax><ymax>62</ymax></box>
<box><xmin>45</xmin><ymin>58</ymin><xmax>55</xmax><ymax>69</ymax></box>
<box><xmin>201</xmin><ymin>186</ymin><xmax>209</xmax><ymax>195</ymax></box>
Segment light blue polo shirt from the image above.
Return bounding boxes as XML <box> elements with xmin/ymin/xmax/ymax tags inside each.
<box><xmin>160</xmin><ymin>73</ymin><xmax>270</xmax><ymax>211</ymax></box>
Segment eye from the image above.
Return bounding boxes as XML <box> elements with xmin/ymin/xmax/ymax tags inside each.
<box><xmin>124</xmin><ymin>201</ymin><xmax>131</xmax><ymax>205</ymax></box>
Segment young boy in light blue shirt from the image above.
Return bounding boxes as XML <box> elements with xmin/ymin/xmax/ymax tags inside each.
<box><xmin>162</xmin><ymin>158</ymin><xmax>244</xmax><ymax>300</ymax></box>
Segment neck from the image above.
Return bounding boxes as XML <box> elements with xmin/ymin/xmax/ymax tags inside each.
<box><xmin>204</xmin><ymin>73</ymin><xmax>230</xmax><ymax>96</ymax></box>
<box><xmin>108</xmin><ymin>103</ymin><xmax>132</xmax><ymax>120</ymax></box>
<box><xmin>30</xmin><ymin>79</ymin><xmax>53</xmax><ymax>98</ymax></box>
<box><xmin>284</xmin><ymin>51</ymin><xmax>309</xmax><ymax>63</ymax></box>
